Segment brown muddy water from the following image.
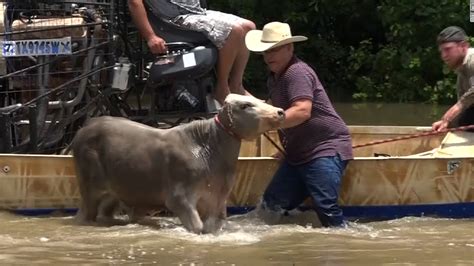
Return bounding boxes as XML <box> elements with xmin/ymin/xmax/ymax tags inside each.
<box><xmin>0</xmin><ymin>211</ymin><xmax>472</xmax><ymax>265</ymax></box>
<box><xmin>334</xmin><ymin>102</ymin><xmax>450</xmax><ymax>126</ymax></box>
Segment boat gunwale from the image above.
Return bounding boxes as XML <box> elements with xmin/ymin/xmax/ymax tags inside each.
<box><xmin>348</xmin><ymin>125</ymin><xmax>433</xmax><ymax>134</ymax></box>
<box><xmin>3</xmin><ymin>154</ymin><xmax>474</xmax><ymax>160</ymax></box>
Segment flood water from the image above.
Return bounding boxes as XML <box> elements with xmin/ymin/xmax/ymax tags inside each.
<box><xmin>0</xmin><ymin>211</ymin><xmax>472</xmax><ymax>265</ymax></box>
<box><xmin>334</xmin><ymin>102</ymin><xmax>450</xmax><ymax>126</ymax></box>
<box><xmin>1</xmin><ymin>102</ymin><xmax>472</xmax><ymax>265</ymax></box>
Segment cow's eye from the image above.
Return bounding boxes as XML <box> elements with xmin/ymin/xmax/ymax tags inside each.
<box><xmin>240</xmin><ymin>103</ymin><xmax>253</xmax><ymax>110</ymax></box>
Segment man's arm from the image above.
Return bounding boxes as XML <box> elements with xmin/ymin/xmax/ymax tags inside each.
<box><xmin>128</xmin><ymin>0</ymin><xmax>167</xmax><ymax>54</ymax></box>
<box><xmin>280</xmin><ymin>98</ymin><xmax>312</xmax><ymax>129</ymax></box>
<box><xmin>432</xmin><ymin>102</ymin><xmax>462</xmax><ymax>132</ymax></box>
<box><xmin>433</xmin><ymin>57</ymin><xmax>474</xmax><ymax>131</ymax></box>
<box><xmin>457</xmin><ymin>53</ymin><xmax>474</xmax><ymax>110</ymax></box>
<box><xmin>270</xmin><ymin>98</ymin><xmax>311</xmax><ymax>160</ymax></box>
<box><xmin>432</xmin><ymin>85</ymin><xmax>474</xmax><ymax>132</ymax></box>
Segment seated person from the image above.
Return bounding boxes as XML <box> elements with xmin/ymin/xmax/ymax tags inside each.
<box><xmin>128</xmin><ymin>0</ymin><xmax>255</xmax><ymax>105</ymax></box>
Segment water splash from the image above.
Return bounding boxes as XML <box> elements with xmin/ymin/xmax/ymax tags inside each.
<box><xmin>0</xmin><ymin>211</ymin><xmax>472</xmax><ymax>264</ymax></box>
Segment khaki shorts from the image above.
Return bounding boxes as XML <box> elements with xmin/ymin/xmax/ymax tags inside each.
<box><xmin>174</xmin><ymin>10</ymin><xmax>247</xmax><ymax>48</ymax></box>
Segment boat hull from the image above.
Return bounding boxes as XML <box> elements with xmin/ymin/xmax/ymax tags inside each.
<box><xmin>1</xmin><ymin>153</ymin><xmax>472</xmax><ymax>219</ymax></box>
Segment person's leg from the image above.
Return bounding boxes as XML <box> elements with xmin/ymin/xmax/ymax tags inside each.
<box><xmin>229</xmin><ymin>19</ymin><xmax>255</xmax><ymax>96</ymax></box>
<box><xmin>172</xmin><ymin>11</ymin><xmax>254</xmax><ymax>104</ymax></box>
<box><xmin>262</xmin><ymin>161</ymin><xmax>308</xmax><ymax>212</ymax></box>
<box><xmin>214</xmin><ymin>24</ymin><xmax>245</xmax><ymax>104</ymax></box>
<box><xmin>297</xmin><ymin>155</ymin><xmax>348</xmax><ymax>227</ymax></box>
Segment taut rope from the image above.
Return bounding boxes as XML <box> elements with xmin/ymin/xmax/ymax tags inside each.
<box><xmin>352</xmin><ymin>124</ymin><xmax>474</xmax><ymax>149</ymax></box>
<box><xmin>263</xmin><ymin>125</ymin><xmax>474</xmax><ymax>154</ymax></box>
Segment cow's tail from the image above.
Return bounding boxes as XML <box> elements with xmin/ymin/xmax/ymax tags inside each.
<box><xmin>62</xmin><ymin>127</ymin><xmax>83</xmax><ymax>155</ymax></box>
<box><xmin>61</xmin><ymin>140</ymin><xmax>74</xmax><ymax>155</ymax></box>
<box><xmin>61</xmin><ymin>119</ymin><xmax>91</xmax><ymax>155</ymax></box>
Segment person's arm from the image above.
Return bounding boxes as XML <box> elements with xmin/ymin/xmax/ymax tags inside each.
<box><xmin>128</xmin><ymin>0</ymin><xmax>167</xmax><ymax>54</ymax></box>
<box><xmin>432</xmin><ymin>102</ymin><xmax>462</xmax><ymax>131</ymax></box>
<box><xmin>433</xmin><ymin>55</ymin><xmax>474</xmax><ymax>131</ymax></box>
<box><xmin>456</xmin><ymin>53</ymin><xmax>474</xmax><ymax>110</ymax></box>
<box><xmin>271</xmin><ymin>98</ymin><xmax>311</xmax><ymax>160</ymax></box>
<box><xmin>277</xmin><ymin>64</ymin><xmax>315</xmax><ymax>129</ymax></box>
<box><xmin>280</xmin><ymin>98</ymin><xmax>312</xmax><ymax>129</ymax></box>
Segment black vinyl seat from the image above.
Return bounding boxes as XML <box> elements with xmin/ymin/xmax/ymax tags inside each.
<box><xmin>143</xmin><ymin>1</ymin><xmax>218</xmax><ymax>84</ymax></box>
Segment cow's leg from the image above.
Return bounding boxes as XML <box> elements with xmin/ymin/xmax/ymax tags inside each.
<box><xmin>97</xmin><ymin>194</ymin><xmax>119</xmax><ymax>218</ymax></box>
<box><xmin>74</xmin><ymin>152</ymin><xmax>106</xmax><ymax>225</ymax></box>
<box><xmin>166</xmin><ymin>194</ymin><xmax>203</xmax><ymax>234</ymax></box>
<box><xmin>75</xmin><ymin>192</ymin><xmax>101</xmax><ymax>224</ymax></box>
<box><xmin>203</xmin><ymin>181</ymin><xmax>234</xmax><ymax>234</ymax></box>
<box><xmin>96</xmin><ymin>195</ymin><xmax>129</xmax><ymax>226</ymax></box>
<box><xmin>75</xmin><ymin>174</ymin><xmax>102</xmax><ymax>224</ymax></box>
<box><xmin>128</xmin><ymin>207</ymin><xmax>149</xmax><ymax>224</ymax></box>
<box><xmin>202</xmin><ymin>204</ymin><xmax>226</xmax><ymax>234</ymax></box>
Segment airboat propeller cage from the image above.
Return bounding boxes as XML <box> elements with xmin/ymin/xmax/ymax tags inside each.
<box><xmin>11</xmin><ymin>16</ymin><xmax>87</xmax><ymax>40</ymax></box>
<box><xmin>0</xmin><ymin>0</ymin><xmax>220</xmax><ymax>154</ymax></box>
<box><xmin>0</xmin><ymin>2</ymin><xmax>107</xmax><ymax>154</ymax></box>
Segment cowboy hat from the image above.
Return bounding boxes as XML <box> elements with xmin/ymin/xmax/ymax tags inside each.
<box><xmin>245</xmin><ymin>22</ymin><xmax>308</xmax><ymax>52</ymax></box>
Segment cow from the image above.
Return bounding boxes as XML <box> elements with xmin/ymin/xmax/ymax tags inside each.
<box><xmin>71</xmin><ymin>94</ymin><xmax>285</xmax><ymax>234</ymax></box>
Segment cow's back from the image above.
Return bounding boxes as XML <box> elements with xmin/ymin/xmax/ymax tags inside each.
<box><xmin>72</xmin><ymin>116</ymin><xmax>197</xmax><ymax>208</ymax></box>
<box><xmin>73</xmin><ymin>116</ymin><xmax>159</xmax><ymax>156</ymax></box>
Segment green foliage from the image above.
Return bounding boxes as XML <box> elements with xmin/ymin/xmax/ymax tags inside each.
<box><xmin>348</xmin><ymin>0</ymin><xmax>469</xmax><ymax>104</ymax></box>
<box><xmin>208</xmin><ymin>0</ymin><xmax>472</xmax><ymax>103</ymax></box>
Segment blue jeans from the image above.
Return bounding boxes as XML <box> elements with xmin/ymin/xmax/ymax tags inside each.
<box><xmin>262</xmin><ymin>154</ymin><xmax>348</xmax><ymax>227</ymax></box>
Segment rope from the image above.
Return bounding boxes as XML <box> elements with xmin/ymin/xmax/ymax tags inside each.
<box><xmin>352</xmin><ymin>124</ymin><xmax>474</xmax><ymax>149</ymax></box>
<box><xmin>263</xmin><ymin>132</ymin><xmax>286</xmax><ymax>156</ymax></box>
<box><xmin>263</xmin><ymin>124</ymin><xmax>474</xmax><ymax>154</ymax></box>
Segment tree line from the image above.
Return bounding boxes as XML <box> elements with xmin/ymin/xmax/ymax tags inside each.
<box><xmin>210</xmin><ymin>0</ymin><xmax>472</xmax><ymax>104</ymax></box>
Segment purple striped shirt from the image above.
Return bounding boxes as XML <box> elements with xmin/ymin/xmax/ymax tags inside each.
<box><xmin>268</xmin><ymin>56</ymin><xmax>353</xmax><ymax>165</ymax></box>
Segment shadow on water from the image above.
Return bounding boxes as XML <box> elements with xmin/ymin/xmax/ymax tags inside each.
<box><xmin>333</xmin><ymin>102</ymin><xmax>450</xmax><ymax>126</ymax></box>
<box><xmin>0</xmin><ymin>211</ymin><xmax>472</xmax><ymax>264</ymax></box>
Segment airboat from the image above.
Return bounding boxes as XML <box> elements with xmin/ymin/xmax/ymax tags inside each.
<box><xmin>0</xmin><ymin>0</ymin><xmax>472</xmax><ymax>220</ymax></box>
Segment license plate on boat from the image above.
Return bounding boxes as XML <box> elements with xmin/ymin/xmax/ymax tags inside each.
<box><xmin>1</xmin><ymin>37</ymin><xmax>72</xmax><ymax>57</ymax></box>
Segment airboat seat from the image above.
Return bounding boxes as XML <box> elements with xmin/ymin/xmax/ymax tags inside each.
<box><xmin>143</xmin><ymin>1</ymin><xmax>218</xmax><ymax>85</ymax></box>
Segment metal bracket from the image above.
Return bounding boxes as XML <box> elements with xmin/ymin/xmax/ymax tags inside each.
<box><xmin>2</xmin><ymin>165</ymin><xmax>10</xmax><ymax>173</ymax></box>
<box><xmin>447</xmin><ymin>160</ymin><xmax>461</xmax><ymax>175</ymax></box>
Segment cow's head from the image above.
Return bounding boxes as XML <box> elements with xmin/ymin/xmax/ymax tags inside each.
<box><xmin>217</xmin><ymin>94</ymin><xmax>285</xmax><ymax>140</ymax></box>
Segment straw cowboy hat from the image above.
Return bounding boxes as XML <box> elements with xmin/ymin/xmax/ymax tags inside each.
<box><xmin>245</xmin><ymin>22</ymin><xmax>308</xmax><ymax>52</ymax></box>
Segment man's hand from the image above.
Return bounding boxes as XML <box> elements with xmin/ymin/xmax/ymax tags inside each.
<box><xmin>271</xmin><ymin>151</ymin><xmax>285</xmax><ymax>161</ymax></box>
<box><xmin>432</xmin><ymin>119</ymin><xmax>449</xmax><ymax>132</ymax></box>
<box><xmin>432</xmin><ymin>102</ymin><xmax>463</xmax><ymax>132</ymax></box>
<box><xmin>147</xmin><ymin>35</ymin><xmax>167</xmax><ymax>54</ymax></box>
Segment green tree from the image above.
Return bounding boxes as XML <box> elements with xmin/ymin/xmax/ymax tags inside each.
<box><xmin>208</xmin><ymin>0</ymin><xmax>471</xmax><ymax>104</ymax></box>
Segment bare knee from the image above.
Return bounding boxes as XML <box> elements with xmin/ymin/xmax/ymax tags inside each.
<box><xmin>228</xmin><ymin>24</ymin><xmax>245</xmax><ymax>41</ymax></box>
<box><xmin>241</xmin><ymin>20</ymin><xmax>256</xmax><ymax>32</ymax></box>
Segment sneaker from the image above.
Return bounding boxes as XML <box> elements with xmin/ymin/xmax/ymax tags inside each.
<box><xmin>206</xmin><ymin>94</ymin><xmax>222</xmax><ymax>113</ymax></box>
